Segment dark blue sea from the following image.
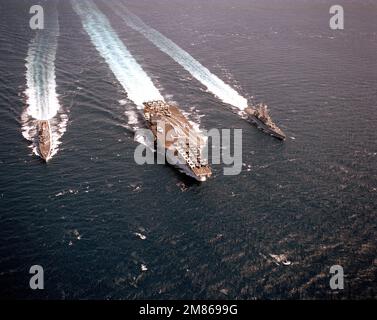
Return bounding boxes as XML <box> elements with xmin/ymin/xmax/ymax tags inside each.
<box><xmin>0</xmin><ymin>0</ymin><xmax>376</xmax><ymax>299</ymax></box>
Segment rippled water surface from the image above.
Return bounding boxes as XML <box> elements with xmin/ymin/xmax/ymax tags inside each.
<box><xmin>0</xmin><ymin>0</ymin><xmax>376</xmax><ymax>299</ymax></box>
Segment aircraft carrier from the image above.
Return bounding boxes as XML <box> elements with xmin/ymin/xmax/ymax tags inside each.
<box><xmin>244</xmin><ymin>104</ymin><xmax>286</xmax><ymax>140</ymax></box>
<box><xmin>37</xmin><ymin>120</ymin><xmax>52</xmax><ymax>161</ymax></box>
<box><xmin>143</xmin><ymin>100</ymin><xmax>212</xmax><ymax>181</ymax></box>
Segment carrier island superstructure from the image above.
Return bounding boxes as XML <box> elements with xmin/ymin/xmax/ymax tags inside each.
<box><xmin>143</xmin><ymin>100</ymin><xmax>212</xmax><ymax>181</ymax></box>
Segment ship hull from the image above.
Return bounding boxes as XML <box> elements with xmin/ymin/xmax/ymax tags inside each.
<box><xmin>165</xmin><ymin>149</ymin><xmax>207</xmax><ymax>182</ymax></box>
<box><xmin>246</xmin><ymin>115</ymin><xmax>286</xmax><ymax>140</ymax></box>
<box><xmin>37</xmin><ymin>120</ymin><xmax>52</xmax><ymax>162</ymax></box>
<box><xmin>151</xmin><ymin>139</ymin><xmax>208</xmax><ymax>182</ymax></box>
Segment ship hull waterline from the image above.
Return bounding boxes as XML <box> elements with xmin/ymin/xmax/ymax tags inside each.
<box><xmin>245</xmin><ymin>114</ymin><xmax>286</xmax><ymax>140</ymax></box>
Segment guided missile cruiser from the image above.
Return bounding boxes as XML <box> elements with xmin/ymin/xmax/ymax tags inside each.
<box><xmin>37</xmin><ymin>120</ymin><xmax>52</xmax><ymax>161</ymax></box>
<box><xmin>143</xmin><ymin>100</ymin><xmax>212</xmax><ymax>181</ymax></box>
<box><xmin>244</xmin><ymin>104</ymin><xmax>286</xmax><ymax>140</ymax></box>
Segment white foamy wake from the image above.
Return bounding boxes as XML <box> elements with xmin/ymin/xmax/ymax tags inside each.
<box><xmin>22</xmin><ymin>5</ymin><xmax>68</xmax><ymax>159</ymax></box>
<box><xmin>111</xmin><ymin>3</ymin><xmax>248</xmax><ymax>111</ymax></box>
<box><xmin>72</xmin><ymin>0</ymin><xmax>164</xmax><ymax>127</ymax></box>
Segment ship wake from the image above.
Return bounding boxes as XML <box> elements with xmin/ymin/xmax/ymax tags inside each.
<box><xmin>22</xmin><ymin>4</ymin><xmax>68</xmax><ymax>159</ymax></box>
<box><xmin>110</xmin><ymin>3</ymin><xmax>248</xmax><ymax>112</ymax></box>
<box><xmin>72</xmin><ymin>0</ymin><xmax>164</xmax><ymax>130</ymax></box>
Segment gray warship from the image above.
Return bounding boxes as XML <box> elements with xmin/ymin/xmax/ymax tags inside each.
<box><xmin>244</xmin><ymin>104</ymin><xmax>286</xmax><ymax>140</ymax></box>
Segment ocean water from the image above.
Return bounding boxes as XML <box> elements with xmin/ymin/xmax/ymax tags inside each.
<box><xmin>0</xmin><ymin>0</ymin><xmax>376</xmax><ymax>299</ymax></box>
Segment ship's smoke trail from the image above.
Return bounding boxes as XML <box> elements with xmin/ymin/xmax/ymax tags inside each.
<box><xmin>22</xmin><ymin>4</ymin><xmax>67</xmax><ymax>159</ymax></box>
<box><xmin>110</xmin><ymin>3</ymin><xmax>248</xmax><ymax>111</ymax></box>
<box><xmin>71</xmin><ymin>0</ymin><xmax>164</xmax><ymax>109</ymax></box>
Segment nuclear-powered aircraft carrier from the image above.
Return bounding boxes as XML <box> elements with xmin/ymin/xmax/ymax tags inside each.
<box><xmin>143</xmin><ymin>100</ymin><xmax>212</xmax><ymax>181</ymax></box>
